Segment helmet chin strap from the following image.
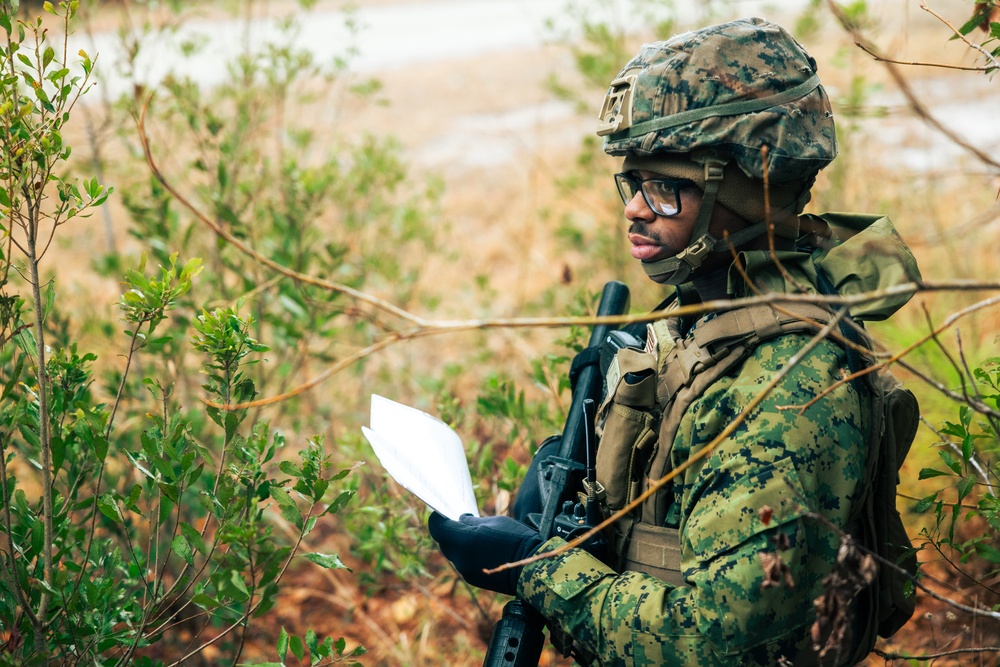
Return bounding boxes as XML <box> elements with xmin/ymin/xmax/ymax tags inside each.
<box><xmin>641</xmin><ymin>159</ymin><xmax>766</xmax><ymax>285</ymax></box>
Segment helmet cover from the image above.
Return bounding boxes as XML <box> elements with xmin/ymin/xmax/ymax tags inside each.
<box><xmin>597</xmin><ymin>17</ymin><xmax>837</xmax><ymax>184</ymax></box>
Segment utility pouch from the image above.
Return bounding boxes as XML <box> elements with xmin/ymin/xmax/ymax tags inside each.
<box><xmin>596</xmin><ymin>347</ymin><xmax>660</xmax><ymax>568</ymax></box>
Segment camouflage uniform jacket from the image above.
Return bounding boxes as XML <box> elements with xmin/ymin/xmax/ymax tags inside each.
<box><xmin>517</xmin><ymin>216</ymin><xmax>919</xmax><ymax>665</ymax></box>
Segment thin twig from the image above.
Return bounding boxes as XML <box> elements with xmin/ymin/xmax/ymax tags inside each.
<box><xmin>920</xmin><ymin>0</ymin><xmax>1000</xmax><ymax>69</ymax></box>
<box><xmin>209</xmin><ymin>279</ymin><xmax>1000</xmax><ymax>411</ymax></box>
<box><xmin>875</xmin><ymin>645</ymin><xmax>1000</xmax><ymax>660</ymax></box>
<box><xmin>854</xmin><ymin>42</ymin><xmax>994</xmax><ymax>71</ymax></box>
<box><xmin>760</xmin><ymin>145</ymin><xmax>809</xmax><ymax>294</ymax></box>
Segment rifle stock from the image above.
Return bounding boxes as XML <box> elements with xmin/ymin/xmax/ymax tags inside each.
<box><xmin>482</xmin><ymin>280</ymin><xmax>630</xmax><ymax>667</ymax></box>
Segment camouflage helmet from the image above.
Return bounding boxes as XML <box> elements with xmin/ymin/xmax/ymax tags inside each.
<box><xmin>597</xmin><ymin>17</ymin><xmax>837</xmax><ymax>184</ymax></box>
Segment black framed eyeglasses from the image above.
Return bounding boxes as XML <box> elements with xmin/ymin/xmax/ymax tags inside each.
<box><xmin>614</xmin><ymin>172</ymin><xmax>696</xmax><ymax>217</ymax></box>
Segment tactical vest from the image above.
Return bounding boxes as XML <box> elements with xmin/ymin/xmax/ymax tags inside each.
<box><xmin>594</xmin><ymin>300</ymin><xmax>918</xmax><ymax>666</ymax></box>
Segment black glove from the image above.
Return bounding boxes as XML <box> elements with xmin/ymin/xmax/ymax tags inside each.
<box><xmin>428</xmin><ymin>512</ymin><xmax>544</xmax><ymax>596</ymax></box>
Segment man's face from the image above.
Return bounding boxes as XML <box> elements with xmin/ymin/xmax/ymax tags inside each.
<box><xmin>623</xmin><ymin>170</ymin><xmax>702</xmax><ymax>264</ymax></box>
<box><xmin>622</xmin><ymin>170</ymin><xmax>748</xmax><ymax>278</ymax></box>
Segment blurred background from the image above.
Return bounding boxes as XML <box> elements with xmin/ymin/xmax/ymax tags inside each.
<box><xmin>2</xmin><ymin>0</ymin><xmax>999</xmax><ymax>665</ymax></box>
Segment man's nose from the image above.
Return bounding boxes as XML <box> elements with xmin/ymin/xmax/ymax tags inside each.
<box><xmin>624</xmin><ymin>191</ymin><xmax>654</xmax><ymax>220</ymax></box>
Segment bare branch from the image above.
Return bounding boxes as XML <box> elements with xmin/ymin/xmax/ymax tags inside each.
<box><xmin>137</xmin><ymin>100</ymin><xmax>426</xmax><ymax>328</ymax></box>
<box><xmin>826</xmin><ymin>0</ymin><xmax>1000</xmax><ymax>172</ymax></box>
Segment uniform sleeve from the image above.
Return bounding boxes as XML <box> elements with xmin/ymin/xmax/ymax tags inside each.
<box><xmin>517</xmin><ymin>336</ymin><xmax>868</xmax><ymax>666</ymax></box>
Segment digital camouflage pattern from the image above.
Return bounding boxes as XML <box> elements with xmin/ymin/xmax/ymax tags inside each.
<box><xmin>518</xmin><ymin>331</ymin><xmax>869</xmax><ymax>666</ymax></box>
<box><xmin>597</xmin><ymin>17</ymin><xmax>837</xmax><ymax>184</ymax></box>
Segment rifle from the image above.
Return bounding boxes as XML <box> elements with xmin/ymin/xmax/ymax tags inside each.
<box><xmin>482</xmin><ymin>280</ymin><xmax>631</xmax><ymax>667</ymax></box>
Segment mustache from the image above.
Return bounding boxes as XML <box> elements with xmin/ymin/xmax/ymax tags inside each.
<box><xmin>628</xmin><ymin>221</ymin><xmax>660</xmax><ymax>240</ymax></box>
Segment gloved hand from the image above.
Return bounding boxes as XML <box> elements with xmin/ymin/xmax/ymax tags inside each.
<box><xmin>428</xmin><ymin>512</ymin><xmax>544</xmax><ymax>596</ymax></box>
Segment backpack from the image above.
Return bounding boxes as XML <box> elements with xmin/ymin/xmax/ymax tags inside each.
<box><xmin>834</xmin><ymin>331</ymin><xmax>920</xmax><ymax>662</ymax></box>
<box><xmin>813</xmin><ymin>266</ymin><xmax>920</xmax><ymax>658</ymax></box>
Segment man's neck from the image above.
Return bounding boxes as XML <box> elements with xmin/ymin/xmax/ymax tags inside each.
<box><xmin>691</xmin><ymin>264</ymin><xmax>732</xmax><ymax>302</ymax></box>
<box><xmin>687</xmin><ymin>231</ymin><xmax>800</xmax><ymax>302</ymax></box>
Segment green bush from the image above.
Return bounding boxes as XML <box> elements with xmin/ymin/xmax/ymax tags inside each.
<box><xmin>0</xmin><ymin>4</ymin><xmax>363</xmax><ymax>665</ymax></box>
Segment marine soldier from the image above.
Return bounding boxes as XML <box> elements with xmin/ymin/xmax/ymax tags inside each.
<box><xmin>429</xmin><ymin>17</ymin><xmax>919</xmax><ymax>666</ymax></box>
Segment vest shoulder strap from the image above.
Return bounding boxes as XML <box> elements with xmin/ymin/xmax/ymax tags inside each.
<box><xmin>657</xmin><ymin>302</ymin><xmax>837</xmax><ymax>402</ymax></box>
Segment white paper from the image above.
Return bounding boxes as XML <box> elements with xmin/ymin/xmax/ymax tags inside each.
<box><xmin>361</xmin><ymin>394</ymin><xmax>480</xmax><ymax>521</ymax></box>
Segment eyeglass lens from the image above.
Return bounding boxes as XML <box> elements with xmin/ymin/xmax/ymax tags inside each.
<box><xmin>615</xmin><ymin>173</ymin><xmax>681</xmax><ymax>217</ymax></box>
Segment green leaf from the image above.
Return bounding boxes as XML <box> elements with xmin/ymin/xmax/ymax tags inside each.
<box><xmin>962</xmin><ymin>434</ymin><xmax>974</xmax><ymax>463</ymax></box>
<box><xmin>305</xmin><ymin>629</ymin><xmax>318</xmax><ymax>656</ymax></box>
<box><xmin>46</xmin><ymin>67</ymin><xmax>69</xmax><ymax>82</ymax></box>
<box><xmin>956</xmin><ymin>6</ymin><xmax>992</xmax><ymax>36</ymax></box>
<box><xmin>277</xmin><ymin>627</ymin><xmax>289</xmax><ymax>662</ymax></box>
<box><xmin>86</xmin><ymin>428</ymin><xmax>109</xmax><ymax>461</ymax></box>
<box><xmin>179</xmin><ymin>522</ymin><xmax>207</xmax><ymax>555</ymax></box>
<box><xmin>957</xmin><ymin>475</ymin><xmax>976</xmax><ymax>503</ymax></box>
<box><xmin>975</xmin><ymin>541</ymin><xmax>1000</xmax><ymax>564</ymax></box>
<box><xmin>939</xmin><ymin>421</ymin><xmax>966</xmax><ymax>439</ymax></box>
<box><xmin>172</xmin><ymin>534</ymin><xmax>194</xmax><ymax>566</ymax></box>
<box><xmin>914</xmin><ymin>493</ymin><xmax>939</xmax><ymax>513</ymax></box>
<box><xmin>191</xmin><ymin>593</ymin><xmax>221</xmax><ymax>609</ymax></box>
<box><xmin>97</xmin><ymin>493</ymin><xmax>124</xmax><ymax>524</ymax></box>
<box><xmin>157</xmin><ymin>481</ymin><xmax>180</xmax><ymax>504</ymax></box>
<box><xmin>938</xmin><ymin>448</ymin><xmax>963</xmax><ymax>475</ymax></box>
<box><xmin>125</xmin><ymin>484</ymin><xmax>142</xmax><ymax>511</ymax></box>
<box><xmin>50</xmin><ymin>433</ymin><xmax>67</xmax><ymax>476</ymax></box>
<box><xmin>289</xmin><ymin>635</ymin><xmax>304</xmax><ymax>661</ymax></box>
<box><xmin>18</xmin><ymin>422</ymin><xmax>41</xmax><ymax>449</ymax></box>
<box><xmin>269</xmin><ymin>485</ymin><xmax>302</xmax><ymax>529</ymax></box>
<box><xmin>228</xmin><ymin>570</ymin><xmax>250</xmax><ymax>601</ymax></box>
<box><xmin>323</xmin><ymin>490</ymin><xmax>355</xmax><ymax>515</ymax></box>
<box><xmin>303</xmin><ymin>552</ymin><xmax>350</xmax><ymax>571</ymax></box>
<box><xmin>918</xmin><ymin>468</ymin><xmax>950</xmax><ymax>480</ymax></box>
<box><xmin>34</xmin><ymin>85</ymin><xmax>53</xmax><ymax>110</ymax></box>
<box><xmin>316</xmin><ymin>636</ymin><xmax>333</xmax><ymax>659</ymax></box>
<box><xmin>330</xmin><ymin>464</ymin><xmax>361</xmax><ymax>482</ymax></box>
<box><xmin>33</xmin><ymin>576</ymin><xmax>61</xmax><ymax>596</ymax></box>
<box><xmin>278</xmin><ymin>461</ymin><xmax>302</xmax><ymax>477</ymax></box>
<box><xmin>125</xmin><ymin>450</ymin><xmax>159</xmax><ymax>482</ymax></box>
<box><xmin>43</xmin><ymin>279</ymin><xmax>56</xmax><ymax>321</ymax></box>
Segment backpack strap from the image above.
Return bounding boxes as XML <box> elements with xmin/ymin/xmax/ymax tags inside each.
<box><xmin>657</xmin><ymin>302</ymin><xmax>836</xmax><ymax>403</ymax></box>
<box><xmin>814</xmin><ymin>267</ymin><xmax>871</xmax><ymax>391</ymax></box>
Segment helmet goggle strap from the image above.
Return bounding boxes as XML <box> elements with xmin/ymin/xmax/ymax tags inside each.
<box><xmin>642</xmin><ymin>160</ymin><xmax>767</xmax><ymax>285</ymax></box>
